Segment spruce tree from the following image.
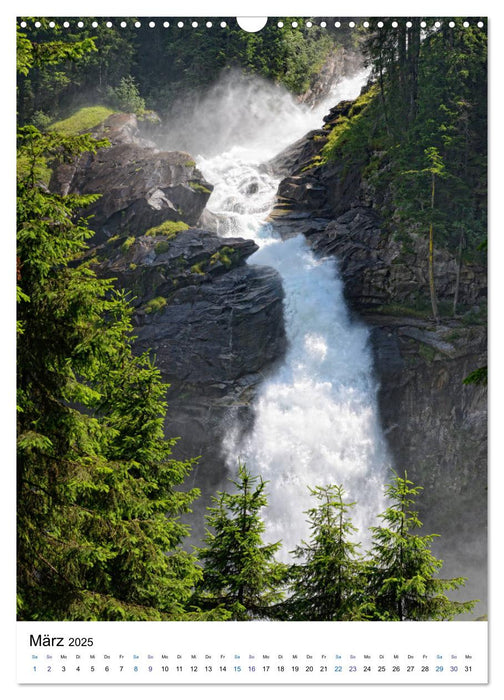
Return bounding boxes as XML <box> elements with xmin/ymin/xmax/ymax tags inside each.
<box><xmin>366</xmin><ymin>471</ymin><xmax>476</xmax><ymax>620</ymax></box>
<box><xmin>401</xmin><ymin>146</ymin><xmax>447</xmax><ymax>321</ymax></box>
<box><xmin>286</xmin><ymin>485</ymin><xmax>366</xmax><ymax>620</ymax></box>
<box><xmin>16</xmin><ymin>26</ymin><xmax>205</xmax><ymax>621</ymax></box>
<box><xmin>194</xmin><ymin>464</ymin><xmax>286</xmax><ymax>620</ymax></box>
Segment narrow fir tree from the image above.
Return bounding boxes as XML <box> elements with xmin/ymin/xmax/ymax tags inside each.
<box><xmin>286</xmin><ymin>485</ymin><xmax>365</xmax><ymax>620</ymax></box>
<box><xmin>194</xmin><ymin>464</ymin><xmax>286</xmax><ymax>620</ymax></box>
<box><xmin>16</xmin><ymin>29</ymin><xmax>206</xmax><ymax>621</ymax></box>
<box><xmin>401</xmin><ymin>147</ymin><xmax>446</xmax><ymax>322</ymax></box>
<box><xmin>366</xmin><ymin>471</ymin><xmax>476</xmax><ymax>620</ymax></box>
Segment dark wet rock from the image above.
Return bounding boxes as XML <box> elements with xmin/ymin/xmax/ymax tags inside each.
<box><xmin>50</xmin><ymin>113</ymin><xmax>213</xmax><ymax>243</ymax></box>
<box><xmin>95</xmin><ymin>225</ymin><xmax>287</xmax><ymax>510</ymax></box>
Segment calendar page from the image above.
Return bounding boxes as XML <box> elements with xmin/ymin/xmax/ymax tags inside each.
<box><xmin>14</xmin><ymin>3</ymin><xmax>490</xmax><ymax>692</ymax></box>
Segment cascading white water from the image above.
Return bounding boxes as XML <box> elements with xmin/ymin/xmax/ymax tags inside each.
<box><xmin>195</xmin><ymin>70</ymin><xmax>391</xmax><ymax>559</ymax></box>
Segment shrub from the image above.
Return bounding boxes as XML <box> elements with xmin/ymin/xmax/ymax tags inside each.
<box><xmin>107</xmin><ymin>76</ymin><xmax>146</xmax><ymax>115</ymax></box>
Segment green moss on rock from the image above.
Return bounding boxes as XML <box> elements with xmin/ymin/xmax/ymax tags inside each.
<box><xmin>144</xmin><ymin>296</ymin><xmax>167</xmax><ymax>314</ymax></box>
<box><xmin>145</xmin><ymin>220</ymin><xmax>190</xmax><ymax>238</ymax></box>
<box><xmin>188</xmin><ymin>181</ymin><xmax>212</xmax><ymax>195</ymax></box>
<box><xmin>210</xmin><ymin>246</ymin><xmax>235</xmax><ymax>268</ymax></box>
<box><xmin>121</xmin><ymin>236</ymin><xmax>135</xmax><ymax>252</ymax></box>
<box><xmin>48</xmin><ymin>106</ymin><xmax>116</xmax><ymax>135</ymax></box>
<box><xmin>190</xmin><ymin>261</ymin><xmax>207</xmax><ymax>275</ymax></box>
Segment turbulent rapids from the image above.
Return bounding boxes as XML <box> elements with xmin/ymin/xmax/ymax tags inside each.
<box><xmin>193</xmin><ymin>71</ymin><xmax>391</xmax><ymax>558</ymax></box>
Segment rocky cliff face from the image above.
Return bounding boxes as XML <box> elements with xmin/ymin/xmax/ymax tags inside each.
<box><xmin>269</xmin><ymin>97</ymin><xmax>487</xmax><ymax>314</ymax></box>
<box><xmin>50</xmin><ymin>113</ymin><xmax>214</xmax><ymax>243</ymax></box>
<box><xmin>297</xmin><ymin>49</ymin><xmax>365</xmax><ymax>107</ymax></box>
<box><xmin>101</xmin><ymin>228</ymin><xmax>286</xmax><ymax>517</ymax></box>
<box><xmin>50</xmin><ymin>113</ymin><xmax>287</xmax><ymax>516</ymax></box>
<box><xmin>268</xmin><ymin>92</ymin><xmax>487</xmax><ymax>607</ymax></box>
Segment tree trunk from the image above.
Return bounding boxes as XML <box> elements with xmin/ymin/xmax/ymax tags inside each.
<box><xmin>429</xmin><ymin>172</ymin><xmax>439</xmax><ymax>322</ymax></box>
<box><xmin>453</xmin><ymin>229</ymin><xmax>465</xmax><ymax>316</ymax></box>
<box><xmin>407</xmin><ymin>20</ymin><xmax>420</xmax><ymax>122</ymax></box>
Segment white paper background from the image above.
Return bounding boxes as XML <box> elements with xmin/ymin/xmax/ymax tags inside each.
<box><xmin>3</xmin><ymin>2</ymin><xmax>501</xmax><ymax>698</ymax></box>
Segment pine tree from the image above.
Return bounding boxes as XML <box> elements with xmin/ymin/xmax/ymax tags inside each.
<box><xmin>366</xmin><ymin>472</ymin><xmax>476</xmax><ymax>620</ymax></box>
<box><xmin>286</xmin><ymin>485</ymin><xmax>366</xmax><ymax>620</ymax></box>
<box><xmin>17</xmin><ymin>25</ymin><xmax>205</xmax><ymax>621</ymax></box>
<box><xmin>193</xmin><ymin>464</ymin><xmax>287</xmax><ymax>620</ymax></box>
<box><xmin>400</xmin><ymin>146</ymin><xmax>447</xmax><ymax>321</ymax></box>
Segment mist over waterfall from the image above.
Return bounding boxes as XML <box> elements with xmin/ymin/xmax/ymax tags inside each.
<box><xmin>182</xmin><ymin>69</ymin><xmax>391</xmax><ymax>558</ymax></box>
<box><xmin>160</xmin><ymin>68</ymin><xmax>369</xmax><ymax>160</ymax></box>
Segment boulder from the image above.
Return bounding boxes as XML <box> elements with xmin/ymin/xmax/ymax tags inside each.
<box><xmin>134</xmin><ymin>264</ymin><xmax>286</xmax><ymax>389</ymax></box>
<box><xmin>50</xmin><ymin>113</ymin><xmax>213</xmax><ymax>243</ymax></box>
<box><xmin>100</xmin><ymin>228</ymin><xmax>259</xmax><ymax>297</ymax></box>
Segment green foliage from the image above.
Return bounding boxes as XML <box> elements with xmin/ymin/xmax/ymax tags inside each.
<box><xmin>154</xmin><ymin>240</ymin><xmax>172</xmax><ymax>256</ymax></box>
<box><xmin>31</xmin><ymin>110</ymin><xmax>52</xmax><ymax>132</ymax></box>
<box><xmin>145</xmin><ymin>220</ymin><xmax>190</xmax><ymax>238</ymax></box>
<box><xmin>191</xmin><ymin>469</ymin><xmax>476</xmax><ymax>621</ymax></box>
<box><xmin>17</xmin><ymin>19</ymin><xmax>137</xmax><ymax>125</ymax></box>
<box><xmin>463</xmin><ymin>366</ymin><xmax>487</xmax><ymax>386</ymax></box>
<box><xmin>133</xmin><ymin>18</ymin><xmax>335</xmax><ymax>106</ymax></box>
<box><xmin>286</xmin><ymin>485</ymin><xmax>367</xmax><ymax>620</ymax></box>
<box><xmin>320</xmin><ymin>19</ymin><xmax>487</xmax><ymax>274</ymax></box>
<box><xmin>366</xmin><ymin>472</ymin><xmax>476</xmax><ymax>620</ymax></box>
<box><xmin>188</xmin><ymin>181</ymin><xmax>212</xmax><ymax>194</ymax></box>
<box><xmin>17</xmin><ymin>21</ymin><xmax>97</xmax><ymax>76</ymax></box>
<box><xmin>193</xmin><ymin>464</ymin><xmax>287</xmax><ymax>620</ymax></box>
<box><xmin>210</xmin><ymin>246</ymin><xmax>235</xmax><ymax>268</ymax></box>
<box><xmin>17</xmin><ymin>17</ymin><xmax>346</xmax><ymax>123</ymax></box>
<box><xmin>120</xmin><ymin>235</ymin><xmax>135</xmax><ymax>252</ymax></box>
<box><xmin>17</xmin><ymin>37</ymin><xmax>203</xmax><ymax>622</ymax></box>
<box><xmin>17</xmin><ymin>126</ymin><xmax>203</xmax><ymax>621</ymax></box>
<box><xmin>190</xmin><ymin>261</ymin><xmax>206</xmax><ymax>275</ymax></box>
<box><xmin>107</xmin><ymin>75</ymin><xmax>146</xmax><ymax>115</ymax></box>
<box><xmin>321</xmin><ymin>85</ymin><xmax>379</xmax><ymax>164</ymax></box>
<box><xmin>17</xmin><ymin>151</ymin><xmax>52</xmax><ymax>188</ymax></box>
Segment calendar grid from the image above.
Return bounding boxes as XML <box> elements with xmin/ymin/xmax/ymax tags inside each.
<box><xmin>17</xmin><ymin>621</ymin><xmax>488</xmax><ymax>684</ymax></box>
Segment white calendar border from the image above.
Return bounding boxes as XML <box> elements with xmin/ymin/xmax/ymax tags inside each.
<box><xmin>4</xmin><ymin>0</ymin><xmax>502</xmax><ymax>697</ymax></box>
<box><xmin>17</xmin><ymin>620</ymin><xmax>489</xmax><ymax>685</ymax></box>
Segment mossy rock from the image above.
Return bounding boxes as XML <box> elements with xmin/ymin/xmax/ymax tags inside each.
<box><xmin>320</xmin><ymin>84</ymin><xmax>379</xmax><ymax>165</ymax></box>
<box><xmin>190</xmin><ymin>261</ymin><xmax>207</xmax><ymax>275</ymax></box>
<box><xmin>188</xmin><ymin>181</ymin><xmax>212</xmax><ymax>195</ymax></box>
<box><xmin>48</xmin><ymin>106</ymin><xmax>116</xmax><ymax>136</ymax></box>
<box><xmin>209</xmin><ymin>246</ymin><xmax>235</xmax><ymax>268</ymax></box>
<box><xmin>145</xmin><ymin>220</ymin><xmax>190</xmax><ymax>238</ymax></box>
<box><xmin>121</xmin><ymin>236</ymin><xmax>135</xmax><ymax>252</ymax></box>
<box><xmin>154</xmin><ymin>240</ymin><xmax>172</xmax><ymax>255</ymax></box>
<box><xmin>144</xmin><ymin>296</ymin><xmax>167</xmax><ymax>314</ymax></box>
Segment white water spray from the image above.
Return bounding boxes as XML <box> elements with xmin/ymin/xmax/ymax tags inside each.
<box><xmin>194</xmin><ymin>70</ymin><xmax>391</xmax><ymax>559</ymax></box>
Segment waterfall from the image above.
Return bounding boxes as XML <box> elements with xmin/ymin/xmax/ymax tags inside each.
<box><xmin>195</xmin><ymin>70</ymin><xmax>391</xmax><ymax>559</ymax></box>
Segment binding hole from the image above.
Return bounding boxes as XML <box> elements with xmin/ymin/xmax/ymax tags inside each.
<box><xmin>237</xmin><ymin>17</ymin><xmax>268</xmax><ymax>33</ymax></box>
